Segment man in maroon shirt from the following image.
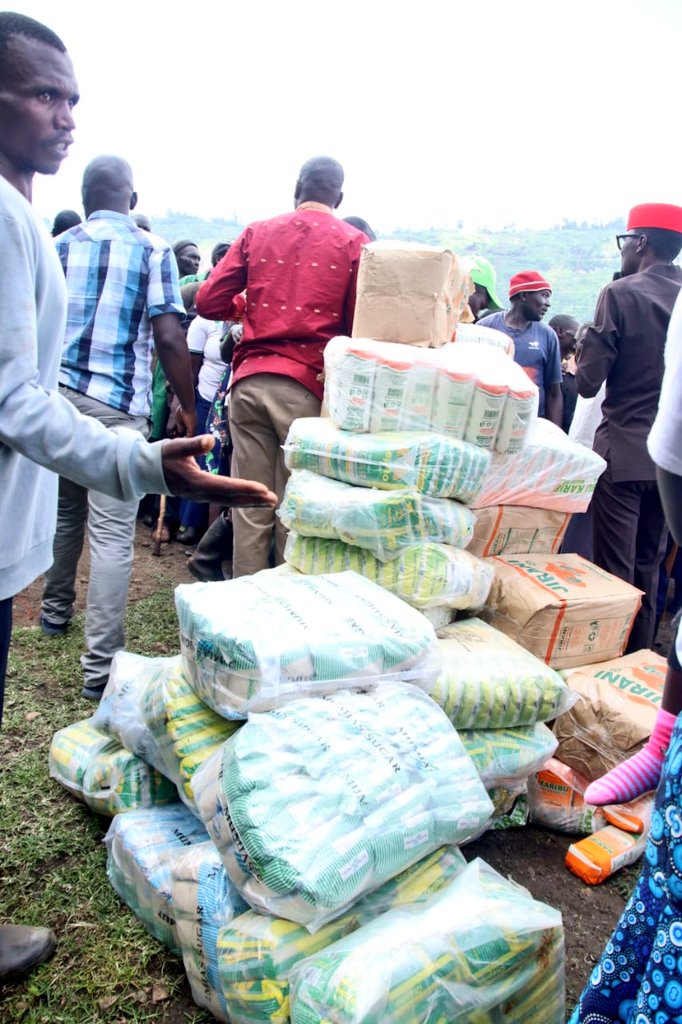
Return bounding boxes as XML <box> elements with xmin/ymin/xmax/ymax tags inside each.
<box><xmin>196</xmin><ymin>156</ymin><xmax>367</xmax><ymax>576</ymax></box>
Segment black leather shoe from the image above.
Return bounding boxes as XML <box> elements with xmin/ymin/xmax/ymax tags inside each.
<box><xmin>176</xmin><ymin>526</ymin><xmax>202</xmax><ymax>546</ymax></box>
<box><xmin>0</xmin><ymin>924</ymin><xmax>56</xmax><ymax>981</ymax></box>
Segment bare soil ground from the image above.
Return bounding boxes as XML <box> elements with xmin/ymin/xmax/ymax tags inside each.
<box><xmin>13</xmin><ymin>521</ymin><xmax>674</xmax><ymax>1017</ymax></box>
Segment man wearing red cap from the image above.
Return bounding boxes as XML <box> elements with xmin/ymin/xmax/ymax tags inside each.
<box><xmin>478</xmin><ymin>270</ymin><xmax>564</xmax><ymax>426</ymax></box>
<box><xmin>577</xmin><ymin>202</ymin><xmax>682</xmax><ymax>653</ymax></box>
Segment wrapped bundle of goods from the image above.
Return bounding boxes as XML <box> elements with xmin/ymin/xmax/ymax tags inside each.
<box><xmin>49</xmin><ymin>719</ymin><xmax>177</xmax><ymax>815</ymax></box>
<box><xmin>105</xmin><ymin>805</ymin><xmax>210</xmax><ymax>953</ymax></box>
<box><xmin>323</xmin><ymin>336</ymin><xmax>538</xmax><ymax>453</ymax></box>
<box><xmin>483</xmin><ymin>554</ymin><xmax>643</xmax><ymax>669</ymax></box>
<box><xmin>169</xmin><ymin>842</ymin><xmax>249</xmax><ymax>1020</ymax></box>
<box><xmin>351</xmin><ymin>240</ymin><xmax>471</xmax><ymax>347</ymax></box>
<box><xmin>552</xmin><ymin>649</ymin><xmax>666</xmax><ymax>780</ymax></box>
<box><xmin>471</xmin><ymin>418</ymin><xmax>606</xmax><ymax>513</ymax></box>
<box><xmin>283</xmin><ymin>417</ymin><xmax>489</xmax><ymax>502</ymax></box>
<box><xmin>90</xmin><ymin>651</ymin><xmax>169</xmax><ymax>773</ymax></box>
<box><xmin>190</xmin><ymin>683</ymin><xmax>493</xmax><ymax>929</ymax></box>
<box><xmin>278</xmin><ymin>470</ymin><xmax>475</xmax><ymax>560</ymax></box>
<box><xmin>429</xmin><ymin>618</ymin><xmax>571</xmax><ymax>729</ymax></box>
<box><xmin>288</xmin><ymin>858</ymin><xmax>565</xmax><ymax>1024</ymax></box>
<box><xmin>453</xmin><ymin>320</ymin><xmax>515</xmax><ymax>356</ymax></box>
<box><xmin>460</xmin><ymin>722</ymin><xmax>558</xmax><ymax>791</ymax></box>
<box><xmin>215</xmin><ymin>847</ymin><xmax>466</xmax><ymax>1024</ymax></box>
<box><xmin>468</xmin><ymin>505</ymin><xmax>571</xmax><ymax>558</ymax></box>
<box><xmin>141</xmin><ymin>656</ymin><xmax>240</xmax><ymax>805</ymax></box>
<box><xmin>527</xmin><ymin>757</ymin><xmax>607</xmax><ymax>834</ymax></box>
<box><xmin>175</xmin><ymin>571</ymin><xmax>440</xmax><ymax>719</ymax></box>
<box><xmin>283</xmin><ymin>535</ymin><xmax>493</xmax><ymax>610</ymax></box>
<box><xmin>566</xmin><ymin>825</ymin><xmax>648</xmax><ymax>885</ymax></box>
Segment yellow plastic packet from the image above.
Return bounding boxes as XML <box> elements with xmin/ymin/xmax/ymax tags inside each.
<box><xmin>603</xmin><ymin>794</ymin><xmax>654</xmax><ymax>834</ymax></box>
<box><xmin>565</xmin><ymin>825</ymin><xmax>646</xmax><ymax>885</ymax></box>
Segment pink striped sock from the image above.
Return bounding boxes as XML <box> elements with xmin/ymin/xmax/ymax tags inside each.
<box><xmin>584</xmin><ymin>708</ymin><xmax>677</xmax><ymax>806</ymax></box>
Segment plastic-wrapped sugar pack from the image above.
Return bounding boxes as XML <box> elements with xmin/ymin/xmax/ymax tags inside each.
<box><xmin>105</xmin><ymin>805</ymin><xmax>209</xmax><ymax>953</ymax></box>
<box><xmin>472</xmin><ymin>417</ymin><xmax>607</xmax><ymax>512</ymax></box>
<box><xmin>90</xmin><ymin>651</ymin><xmax>175</xmax><ymax>773</ymax></box>
<box><xmin>283</xmin><ymin>418</ymin><xmax>489</xmax><ymax>503</ymax></box>
<box><xmin>175</xmin><ymin>571</ymin><xmax>441</xmax><ymax>720</ymax></box>
<box><xmin>323</xmin><ymin>337</ymin><xmax>538</xmax><ymax>453</ymax></box>
<box><xmin>216</xmin><ymin>847</ymin><xmax>466</xmax><ymax>1024</ymax></box>
<box><xmin>141</xmin><ymin>657</ymin><xmax>240</xmax><ymax>807</ymax></box>
<box><xmin>288</xmin><ymin>858</ymin><xmax>565</xmax><ymax>1024</ymax></box>
<box><xmin>49</xmin><ymin>719</ymin><xmax>177</xmax><ymax>815</ymax></box>
<box><xmin>278</xmin><ymin>470</ymin><xmax>475</xmax><ymax>561</ymax></box>
<box><xmin>167</xmin><ymin>842</ymin><xmax>249</xmax><ymax>1021</ymax></box>
<box><xmin>460</xmin><ymin>722</ymin><xmax>558</xmax><ymax>790</ymax></box>
<box><xmin>428</xmin><ymin>618</ymin><xmax>572</xmax><ymax>729</ymax></box>
<box><xmin>190</xmin><ymin>683</ymin><xmax>493</xmax><ymax>930</ymax></box>
<box><xmin>453</xmin><ymin>320</ymin><xmax>515</xmax><ymax>356</ymax></box>
<box><xmin>283</xmin><ymin>535</ymin><xmax>493</xmax><ymax>611</ymax></box>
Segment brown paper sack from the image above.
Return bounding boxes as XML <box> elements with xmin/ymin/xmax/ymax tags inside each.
<box><xmin>553</xmin><ymin>650</ymin><xmax>666</xmax><ymax>780</ymax></box>
<box><xmin>351</xmin><ymin>241</ymin><xmax>471</xmax><ymax>348</ymax></box>
<box><xmin>483</xmin><ymin>554</ymin><xmax>642</xmax><ymax>669</ymax></box>
<box><xmin>468</xmin><ymin>506</ymin><xmax>571</xmax><ymax>558</ymax></box>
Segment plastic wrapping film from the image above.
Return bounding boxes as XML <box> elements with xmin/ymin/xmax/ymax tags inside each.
<box><xmin>323</xmin><ymin>337</ymin><xmax>538</xmax><ymax>453</ymax></box>
<box><xmin>461</xmin><ymin>722</ymin><xmax>558</xmax><ymax>790</ymax></box>
<box><xmin>104</xmin><ymin>805</ymin><xmax>209</xmax><ymax>953</ymax></box>
<box><xmin>175</xmin><ymin>571</ymin><xmax>441</xmax><ymax>720</ymax></box>
<box><xmin>190</xmin><ymin>683</ymin><xmax>493</xmax><ymax>930</ymax></box>
<box><xmin>168</xmin><ymin>841</ymin><xmax>249</xmax><ymax>1021</ymax></box>
<box><xmin>215</xmin><ymin>847</ymin><xmax>466</xmax><ymax>1024</ymax></box>
<box><xmin>141</xmin><ymin>657</ymin><xmax>240</xmax><ymax>807</ymax></box>
<box><xmin>278</xmin><ymin>470</ymin><xmax>475</xmax><ymax>561</ymax></box>
<box><xmin>283</xmin><ymin>535</ymin><xmax>493</xmax><ymax>611</ymax></box>
<box><xmin>351</xmin><ymin>241</ymin><xmax>471</xmax><ymax>347</ymax></box>
<box><xmin>471</xmin><ymin>418</ymin><xmax>607</xmax><ymax>513</ymax></box>
<box><xmin>283</xmin><ymin>417</ymin><xmax>489</xmax><ymax>503</ymax></box>
<box><xmin>453</xmin><ymin>320</ymin><xmax>515</xmax><ymax>356</ymax></box>
<box><xmin>527</xmin><ymin>757</ymin><xmax>607</xmax><ymax>834</ymax></box>
<box><xmin>90</xmin><ymin>651</ymin><xmax>171</xmax><ymax>773</ymax></box>
<box><xmin>288</xmin><ymin>858</ymin><xmax>565</xmax><ymax>1024</ymax></box>
<box><xmin>49</xmin><ymin>718</ymin><xmax>177</xmax><ymax>815</ymax></box>
<box><xmin>428</xmin><ymin>618</ymin><xmax>573</xmax><ymax>729</ymax></box>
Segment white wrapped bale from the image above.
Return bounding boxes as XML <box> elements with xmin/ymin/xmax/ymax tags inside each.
<box><xmin>191</xmin><ymin>683</ymin><xmax>493</xmax><ymax>930</ymax></box>
<box><xmin>175</xmin><ymin>571</ymin><xmax>441</xmax><ymax>719</ymax></box>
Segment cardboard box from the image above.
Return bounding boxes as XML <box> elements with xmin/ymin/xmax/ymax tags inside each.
<box><xmin>352</xmin><ymin>241</ymin><xmax>471</xmax><ymax>347</ymax></box>
<box><xmin>468</xmin><ymin>505</ymin><xmax>571</xmax><ymax>558</ymax></box>
<box><xmin>553</xmin><ymin>649</ymin><xmax>667</xmax><ymax>779</ymax></box>
<box><xmin>483</xmin><ymin>554</ymin><xmax>642</xmax><ymax>669</ymax></box>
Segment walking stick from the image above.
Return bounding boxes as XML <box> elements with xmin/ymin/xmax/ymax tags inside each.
<box><xmin>151</xmin><ymin>494</ymin><xmax>166</xmax><ymax>557</ymax></box>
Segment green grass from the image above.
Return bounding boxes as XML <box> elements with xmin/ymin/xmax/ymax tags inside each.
<box><xmin>0</xmin><ymin>576</ymin><xmax>211</xmax><ymax>1023</ymax></box>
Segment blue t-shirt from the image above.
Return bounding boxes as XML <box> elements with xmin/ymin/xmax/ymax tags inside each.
<box><xmin>478</xmin><ymin>312</ymin><xmax>562</xmax><ymax>417</ymax></box>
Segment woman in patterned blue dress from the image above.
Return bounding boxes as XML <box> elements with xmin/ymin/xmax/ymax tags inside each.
<box><xmin>570</xmin><ymin>626</ymin><xmax>682</xmax><ymax>1024</ymax></box>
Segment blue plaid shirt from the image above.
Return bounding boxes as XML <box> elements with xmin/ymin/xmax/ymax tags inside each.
<box><xmin>57</xmin><ymin>211</ymin><xmax>184</xmax><ymax>416</ymax></box>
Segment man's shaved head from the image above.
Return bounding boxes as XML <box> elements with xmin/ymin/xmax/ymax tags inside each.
<box><xmin>82</xmin><ymin>155</ymin><xmax>135</xmax><ymax>216</ymax></box>
<box><xmin>295</xmin><ymin>156</ymin><xmax>345</xmax><ymax>209</ymax></box>
<box><xmin>0</xmin><ymin>12</ymin><xmax>66</xmax><ymax>82</ymax></box>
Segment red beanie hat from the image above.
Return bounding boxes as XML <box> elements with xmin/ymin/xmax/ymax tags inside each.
<box><xmin>627</xmin><ymin>203</ymin><xmax>682</xmax><ymax>233</ymax></box>
<box><xmin>509</xmin><ymin>270</ymin><xmax>552</xmax><ymax>299</ymax></box>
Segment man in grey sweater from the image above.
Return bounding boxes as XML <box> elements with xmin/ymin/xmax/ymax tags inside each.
<box><xmin>0</xmin><ymin>11</ymin><xmax>275</xmax><ymax>981</ymax></box>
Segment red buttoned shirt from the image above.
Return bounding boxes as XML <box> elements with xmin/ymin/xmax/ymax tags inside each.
<box><xmin>196</xmin><ymin>202</ymin><xmax>367</xmax><ymax>400</ymax></box>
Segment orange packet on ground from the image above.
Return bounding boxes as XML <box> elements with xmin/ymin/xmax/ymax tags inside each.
<box><xmin>603</xmin><ymin>793</ymin><xmax>654</xmax><ymax>834</ymax></box>
<box><xmin>566</xmin><ymin>825</ymin><xmax>646</xmax><ymax>885</ymax></box>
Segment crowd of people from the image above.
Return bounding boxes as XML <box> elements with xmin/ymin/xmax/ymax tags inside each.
<box><xmin>1</xmin><ymin>10</ymin><xmax>682</xmax><ymax>1023</ymax></box>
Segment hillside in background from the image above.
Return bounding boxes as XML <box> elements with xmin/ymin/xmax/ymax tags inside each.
<box><xmin>150</xmin><ymin>213</ymin><xmax>628</xmax><ymax>325</ymax></box>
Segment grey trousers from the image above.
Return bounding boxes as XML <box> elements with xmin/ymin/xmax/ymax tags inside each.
<box><xmin>41</xmin><ymin>388</ymin><xmax>149</xmax><ymax>689</ymax></box>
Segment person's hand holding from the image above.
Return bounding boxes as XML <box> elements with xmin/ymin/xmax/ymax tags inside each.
<box><xmin>161</xmin><ymin>435</ymin><xmax>277</xmax><ymax>507</ymax></box>
<box><xmin>173</xmin><ymin>406</ymin><xmax>197</xmax><ymax>437</ymax></box>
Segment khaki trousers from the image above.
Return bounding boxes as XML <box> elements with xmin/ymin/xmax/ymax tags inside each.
<box><xmin>229</xmin><ymin>374</ymin><xmax>321</xmax><ymax>576</ymax></box>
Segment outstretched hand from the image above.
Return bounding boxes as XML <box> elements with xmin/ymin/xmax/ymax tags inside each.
<box><xmin>161</xmin><ymin>435</ymin><xmax>278</xmax><ymax>508</ymax></box>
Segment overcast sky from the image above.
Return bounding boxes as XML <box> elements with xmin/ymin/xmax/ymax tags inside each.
<box><xmin>14</xmin><ymin>0</ymin><xmax>682</xmax><ymax>232</ymax></box>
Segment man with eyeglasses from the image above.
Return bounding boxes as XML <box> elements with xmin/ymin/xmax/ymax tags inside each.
<box><xmin>576</xmin><ymin>203</ymin><xmax>682</xmax><ymax>653</ymax></box>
